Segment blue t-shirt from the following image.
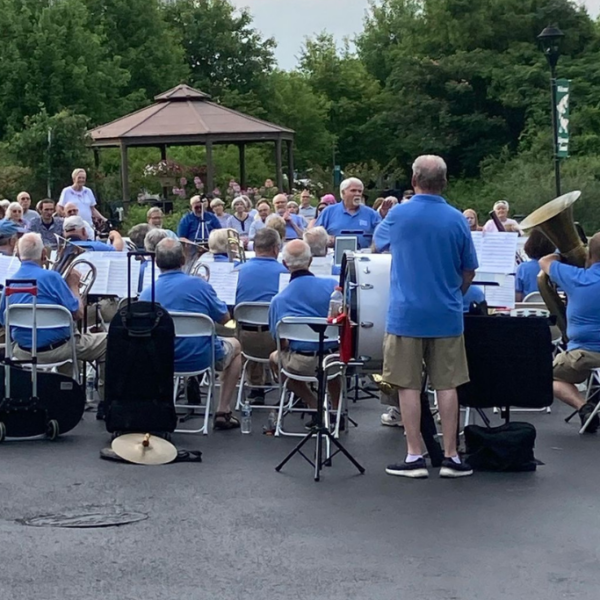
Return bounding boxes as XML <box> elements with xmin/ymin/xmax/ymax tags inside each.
<box><xmin>177</xmin><ymin>211</ymin><xmax>221</xmax><ymax>242</ymax></box>
<box><xmin>515</xmin><ymin>259</ymin><xmax>541</xmax><ymax>296</ymax></box>
<box><xmin>283</xmin><ymin>214</ymin><xmax>305</xmax><ymax>240</ymax></box>
<box><xmin>549</xmin><ymin>261</ymin><xmax>600</xmax><ymax>352</ymax></box>
<box><xmin>269</xmin><ymin>272</ymin><xmax>337</xmax><ymax>352</ymax></box>
<box><xmin>0</xmin><ymin>261</ymin><xmax>79</xmax><ymax>348</ymax></box>
<box><xmin>72</xmin><ymin>240</ymin><xmax>115</xmax><ymax>252</ymax></box>
<box><xmin>139</xmin><ymin>270</ymin><xmax>228</xmax><ymax>371</ymax></box>
<box><xmin>315</xmin><ymin>203</ymin><xmax>381</xmax><ymax>249</ymax></box>
<box><xmin>462</xmin><ymin>285</ymin><xmax>485</xmax><ymax>312</ymax></box>
<box><xmin>374</xmin><ymin>194</ymin><xmax>479</xmax><ymax>338</ymax></box>
<box><xmin>236</xmin><ymin>257</ymin><xmax>288</xmax><ymax>304</ymax></box>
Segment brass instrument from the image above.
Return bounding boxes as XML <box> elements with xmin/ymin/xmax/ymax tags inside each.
<box><xmin>520</xmin><ymin>190</ymin><xmax>587</xmax><ymax>339</ymax></box>
<box><xmin>63</xmin><ymin>259</ymin><xmax>97</xmax><ymax>296</ymax></box>
<box><xmin>190</xmin><ymin>261</ymin><xmax>210</xmax><ymax>282</ymax></box>
<box><xmin>181</xmin><ymin>239</ymin><xmax>208</xmax><ymax>275</ymax></box>
<box><xmin>226</xmin><ymin>228</ymin><xmax>246</xmax><ymax>263</ymax></box>
<box><xmin>52</xmin><ymin>235</ymin><xmax>97</xmax><ymax>296</ymax></box>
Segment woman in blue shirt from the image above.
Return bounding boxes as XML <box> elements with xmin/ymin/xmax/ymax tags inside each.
<box><xmin>515</xmin><ymin>229</ymin><xmax>556</xmax><ymax>301</ymax></box>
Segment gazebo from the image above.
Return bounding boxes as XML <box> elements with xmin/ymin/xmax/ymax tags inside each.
<box><xmin>89</xmin><ymin>84</ymin><xmax>295</xmax><ymax>203</ymax></box>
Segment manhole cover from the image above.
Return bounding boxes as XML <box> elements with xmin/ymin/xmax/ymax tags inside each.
<box><xmin>20</xmin><ymin>508</ymin><xmax>148</xmax><ymax>528</ymax></box>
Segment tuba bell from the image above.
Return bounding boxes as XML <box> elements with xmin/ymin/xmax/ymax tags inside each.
<box><xmin>519</xmin><ymin>190</ymin><xmax>587</xmax><ymax>339</ymax></box>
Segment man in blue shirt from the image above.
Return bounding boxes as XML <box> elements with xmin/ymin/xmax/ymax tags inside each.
<box><xmin>269</xmin><ymin>240</ymin><xmax>340</xmax><ymax>426</ymax></box>
<box><xmin>139</xmin><ymin>238</ymin><xmax>242</xmax><ymax>430</ymax></box>
<box><xmin>272</xmin><ymin>194</ymin><xmax>305</xmax><ymax>240</ymax></box>
<box><xmin>374</xmin><ymin>155</ymin><xmax>478</xmax><ymax>479</ymax></box>
<box><xmin>235</xmin><ymin>229</ymin><xmax>288</xmax><ymax>403</ymax></box>
<box><xmin>541</xmin><ymin>236</ymin><xmax>600</xmax><ymax>432</ymax></box>
<box><xmin>63</xmin><ymin>216</ymin><xmax>124</xmax><ymax>251</ymax></box>
<box><xmin>315</xmin><ymin>178</ymin><xmax>383</xmax><ymax>249</ymax></box>
<box><xmin>177</xmin><ymin>195</ymin><xmax>221</xmax><ymax>243</ymax></box>
<box><xmin>515</xmin><ymin>230</ymin><xmax>555</xmax><ymax>301</ymax></box>
<box><xmin>3</xmin><ymin>233</ymin><xmax>108</xmax><ymax>405</ymax></box>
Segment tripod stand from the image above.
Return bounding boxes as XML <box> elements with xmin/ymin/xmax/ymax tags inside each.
<box><xmin>275</xmin><ymin>320</ymin><xmax>365</xmax><ymax>481</ymax></box>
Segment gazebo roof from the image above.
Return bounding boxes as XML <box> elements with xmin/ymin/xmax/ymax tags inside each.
<box><xmin>89</xmin><ymin>84</ymin><xmax>294</xmax><ymax>147</ymax></box>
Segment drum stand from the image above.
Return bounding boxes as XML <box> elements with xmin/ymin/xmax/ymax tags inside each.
<box><xmin>275</xmin><ymin>323</ymin><xmax>365</xmax><ymax>482</ymax></box>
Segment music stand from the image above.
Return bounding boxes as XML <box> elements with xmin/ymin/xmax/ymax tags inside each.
<box><xmin>275</xmin><ymin>318</ymin><xmax>365</xmax><ymax>481</ymax></box>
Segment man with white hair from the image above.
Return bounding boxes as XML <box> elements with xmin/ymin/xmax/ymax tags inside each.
<box><xmin>303</xmin><ymin>226</ymin><xmax>329</xmax><ymax>257</ymax></box>
<box><xmin>17</xmin><ymin>191</ymin><xmax>40</xmax><ymax>225</ymax></box>
<box><xmin>57</xmin><ymin>168</ymin><xmax>107</xmax><ymax>226</ymax></box>
<box><xmin>1</xmin><ymin>233</ymin><xmax>107</xmax><ymax>404</ymax></box>
<box><xmin>139</xmin><ymin>238</ymin><xmax>242</xmax><ymax>430</ymax></box>
<box><xmin>146</xmin><ymin>207</ymin><xmax>178</xmax><ymax>239</ymax></box>
<box><xmin>268</xmin><ymin>239</ymin><xmax>341</xmax><ymax>427</ymax></box>
<box><xmin>62</xmin><ymin>202</ymin><xmax>96</xmax><ymax>241</ymax></box>
<box><xmin>177</xmin><ymin>195</ymin><xmax>221</xmax><ymax>243</ymax></box>
<box><xmin>315</xmin><ymin>178</ymin><xmax>383</xmax><ymax>249</ymax></box>
<box><xmin>272</xmin><ymin>194</ymin><xmax>304</xmax><ymax>240</ymax></box>
<box><xmin>144</xmin><ymin>228</ymin><xmax>170</xmax><ymax>253</ymax></box>
<box><xmin>63</xmin><ymin>216</ymin><xmax>124</xmax><ymax>251</ymax></box>
<box><xmin>374</xmin><ymin>155</ymin><xmax>478</xmax><ymax>479</ymax></box>
<box><xmin>482</xmin><ymin>200</ymin><xmax>522</xmax><ymax>233</ymax></box>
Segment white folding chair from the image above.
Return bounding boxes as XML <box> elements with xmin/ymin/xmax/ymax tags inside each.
<box><xmin>274</xmin><ymin>317</ymin><xmax>345</xmax><ymax>438</ymax></box>
<box><xmin>233</xmin><ymin>302</ymin><xmax>273</xmax><ymax>411</ymax></box>
<box><xmin>169</xmin><ymin>311</ymin><xmax>216</xmax><ymax>435</ymax></box>
<box><xmin>523</xmin><ymin>291</ymin><xmax>544</xmax><ymax>303</ymax></box>
<box><xmin>579</xmin><ymin>368</ymin><xmax>600</xmax><ymax>434</ymax></box>
<box><xmin>5</xmin><ymin>304</ymin><xmax>79</xmax><ymax>382</ymax></box>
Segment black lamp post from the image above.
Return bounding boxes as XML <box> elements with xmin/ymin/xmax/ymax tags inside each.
<box><xmin>538</xmin><ymin>25</ymin><xmax>564</xmax><ymax>197</ymax></box>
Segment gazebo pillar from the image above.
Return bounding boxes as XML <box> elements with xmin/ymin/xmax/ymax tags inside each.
<box><xmin>160</xmin><ymin>144</ymin><xmax>168</xmax><ymax>199</ymax></box>
<box><xmin>286</xmin><ymin>140</ymin><xmax>294</xmax><ymax>194</ymax></box>
<box><xmin>120</xmin><ymin>142</ymin><xmax>130</xmax><ymax>205</ymax></box>
<box><xmin>275</xmin><ymin>138</ymin><xmax>283</xmax><ymax>191</ymax></box>
<box><xmin>93</xmin><ymin>148</ymin><xmax>101</xmax><ymax>204</ymax></box>
<box><xmin>238</xmin><ymin>143</ymin><xmax>246</xmax><ymax>189</ymax></box>
<box><xmin>206</xmin><ymin>141</ymin><xmax>214</xmax><ymax>194</ymax></box>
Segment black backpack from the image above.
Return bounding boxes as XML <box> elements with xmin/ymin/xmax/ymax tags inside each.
<box><xmin>464</xmin><ymin>422</ymin><xmax>538</xmax><ymax>472</ymax></box>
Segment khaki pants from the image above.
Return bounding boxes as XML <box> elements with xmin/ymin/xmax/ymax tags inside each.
<box><xmin>13</xmin><ymin>332</ymin><xmax>107</xmax><ymax>401</ymax></box>
<box><xmin>238</xmin><ymin>329</ymin><xmax>275</xmax><ymax>386</ymax></box>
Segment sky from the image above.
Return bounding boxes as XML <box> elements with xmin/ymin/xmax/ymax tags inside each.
<box><xmin>231</xmin><ymin>0</ymin><xmax>600</xmax><ymax>70</ymax></box>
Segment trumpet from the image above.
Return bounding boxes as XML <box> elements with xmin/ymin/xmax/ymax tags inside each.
<box><xmin>226</xmin><ymin>229</ymin><xmax>246</xmax><ymax>263</ymax></box>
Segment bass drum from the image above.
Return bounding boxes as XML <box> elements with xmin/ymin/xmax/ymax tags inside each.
<box><xmin>342</xmin><ymin>252</ymin><xmax>391</xmax><ymax>371</ymax></box>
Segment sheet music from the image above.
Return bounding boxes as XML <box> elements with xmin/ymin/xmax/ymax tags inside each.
<box><xmin>107</xmin><ymin>259</ymin><xmax>139</xmax><ymax>297</ymax></box>
<box><xmin>206</xmin><ymin>262</ymin><xmax>239</xmax><ymax>305</ymax></box>
<box><xmin>311</xmin><ymin>255</ymin><xmax>334</xmax><ymax>277</ymax></box>
<box><xmin>483</xmin><ymin>275</ymin><xmax>515</xmax><ymax>308</ymax></box>
<box><xmin>471</xmin><ymin>231</ymin><xmax>518</xmax><ymax>274</ymax></box>
<box><xmin>73</xmin><ymin>255</ymin><xmax>110</xmax><ymax>295</ymax></box>
<box><xmin>0</xmin><ymin>254</ymin><xmax>22</xmax><ymax>285</ymax></box>
<box><xmin>278</xmin><ymin>272</ymin><xmax>338</xmax><ymax>292</ymax></box>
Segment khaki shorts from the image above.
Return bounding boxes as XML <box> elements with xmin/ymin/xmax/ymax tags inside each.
<box><xmin>382</xmin><ymin>333</ymin><xmax>469</xmax><ymax>391</ymax></box>
<box><xmin>275</xmin><ymin>349</ymin><xmax>340</xmax><ymax>379</ymax></box>
<box><xmin>215</xmin><ymin>338</ymin><xmax>236</xmax><ymax>372</ymax></box>
<box><xmin>553</xmin><ymin>349</ymin><xmax>600</xmax><ymax>384</ymax></box>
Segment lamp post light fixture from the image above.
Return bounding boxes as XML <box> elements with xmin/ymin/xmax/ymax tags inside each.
<box><xmin>538</xmin><ymin>25</ymin><xmax>565</xmax><ymax>197</ymax></box>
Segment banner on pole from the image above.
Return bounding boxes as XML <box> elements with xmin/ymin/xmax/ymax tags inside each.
<box><xmin>555</xmin><ymin>78</ymin><xmax>570</xmax><ymax>158</ymax></box>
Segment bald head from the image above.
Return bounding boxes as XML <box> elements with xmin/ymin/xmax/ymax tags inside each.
<box><xmin>588</xmin><ymin>232</ymin><xmax>600</xmax><ymax>265</ymax></box>
<box><xmin>282</xmin><ymin>239</ymin><xmax>312</xmax><ymax>272</ymax></box>
<box><xmin>155</xmin><ymin>238</ymin><xmax>184</xmax><ymax>271</ymax></box>
<box><xmin>412</xmin><ymin>155</ymin><xmax>447</xmax><ymax>195</ymax></box>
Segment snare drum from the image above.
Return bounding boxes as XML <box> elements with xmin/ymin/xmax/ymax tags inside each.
<box><xmin>343</xmin><ymin>253</ymin><xmax>391</xmax><ymax>369</ymax></box>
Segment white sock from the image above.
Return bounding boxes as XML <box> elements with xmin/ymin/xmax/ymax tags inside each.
<box><xmin>448</xmin><ymin>455</ymin><xmax>461</xmax><ymax>465</ymax></box>
<box><xmin>406</xmin><ymin>454</ymin><xmax>423</xmax><ymax>463</ymax></box>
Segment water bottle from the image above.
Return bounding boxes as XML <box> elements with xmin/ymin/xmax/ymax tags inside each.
<box><xmin>86</xmin><ymin>374</ymin><xmax>95</xmax><ymax>402</ymax></box>
<box><xmin>327</xmin><ymin>286</ymin><xmax>343</xmax><ymax>319</ymax></box>
<box><xmin>241</xmin><ymin>400</ymin><xmax>252</xmax><ymax>434</ymax></box>
<box><xmin>264</xmin><ymin>410</ymin><xmax>276</xmax><ymax>435</ymax></box>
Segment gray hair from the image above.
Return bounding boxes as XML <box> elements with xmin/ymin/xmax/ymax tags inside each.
<box><xmin>146</xmin><ymin>206</ymin><xmax>163</xmax><ymax>219</ymax></box>
<box><xmin>412</xmin><ymin>155</ymin><xmax>447</xmax><ymax>194</ymax></box>
<box><xmin>128</xmin><ymin>224</ymin><xmax>151</xmax><ymax>249</ymax></box>
<box><xmin>340</xmin><ymin>177</ymin><xmax>363</xmax><ymax>195</ymax></box>
<box><xmin>494</xmin><ymin>200</ymin><xmax>509</xmax><ymax>211</ymax></box>
<box><xmin>155</xmin><ymin>238</ymin><xmax>184</xmax><ymax>271</ymax></box>
<box><xmin>282</xmin><ymin>240</ymin><xmax>312</xmax><ymax>271</ymax></box>
<box><xmin>265</xmin><ymin>215</ymin><xmax>286</xmax><ymax>240</ymax></box>
<box><xmin>144</xmin><ymin>228</ymin><xmax>169</xmax><ymax>252</ymax></box>
<box><xmin>208</xmin><ymin>229</ymin><xmax>229</xmax><ymax>254</ymax></box>
<box><xmin>18</xmin><ymin>232</ymin><xmax>44</xmax><ymax>261</ymax></box>
<box><xmin>254</xmin><ymin>228</ymin><xmax>281</xmax><ymax>254</ymax></box>
<box><xmin>7</xmin><ymin>202</ymin><xmax>22</xmax><ymax>218</ymax></box>
<box><xmin>303</xmin><ymin>226</ymin><xmax>328</xmax><ymax>257</ymax></box>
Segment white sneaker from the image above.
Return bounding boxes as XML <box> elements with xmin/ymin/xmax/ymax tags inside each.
<box><xmin>381</xmin><ymin>406</ymin><xmax>403</xmax><ymax>427</ymax></box>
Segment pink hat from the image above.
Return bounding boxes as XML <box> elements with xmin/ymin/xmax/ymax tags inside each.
<box><xmin>321</xmin><ymin>194</ymin><xmax>336</xmax><ymax>205</ymax></box>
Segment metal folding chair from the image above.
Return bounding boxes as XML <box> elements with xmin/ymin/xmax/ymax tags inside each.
<box><xmin>274</xmin><ymin>317</ymin><xmax>345</xmax><ymax>438</ymax></box>
<box><xmin>169</xmin><ymin>311</ymin><xmax>216</xmax><ymax>435</ymax></box>
<box><xmin>579</xmin><ymin>368</ymin><xmax>600</xmax><ymax>434</ymax></box>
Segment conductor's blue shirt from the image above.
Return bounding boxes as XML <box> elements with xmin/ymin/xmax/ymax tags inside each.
<box><xmin>177</xmin><ymin>211</ymin><xmax>221</xmax><ymax>242</ymax></box>
<box><xmin>374</xmin><ymin>194</ymin><xmax>479</xmax><ymax>338</ymax></box>
<box><xmin>140</xmin><ymin>270</ymin><xmax>227</xmax><ymax>372</ymax></box>
<box><xmin>269</xmin><ymin>272</ymin><xmax>337</xmax><ymax>352</ymax></box>
<box><xmin>549</xmin><ymin>261</ymin><xmax>600</xmax><ymax>352</ymax></box>
<box><xmin>236</xmin><ymin>257</ymin><xmax>288</xmax><ymax>304</ymax></box>
<box><xmin>515</xmin><ymin>259</ymin><xmax>541</xmax><ymax>297</ymax></box>
<box><xmin>0</xmin><ymin>261</ymin><xmax>79</xmax><ymax>349</ymax></box>
<box><xmin>315</xmin><ymin>202</ymin><xmax>381</xmax><ymax>249</ymax></box>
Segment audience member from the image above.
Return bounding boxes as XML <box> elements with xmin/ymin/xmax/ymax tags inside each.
<box><xmin>463</xmin><ymin>209</ymin><xmax>482</xmax><ymax>232</ymax></box>
<box><xmin>17</xmin><ymin>191</ymin><xmax>40</xmax><ymax>225</ymax></box>
<box><xmin>299</xmin><ymin>190</ymin><xmax>316</xmax><ymax>219</ymax></box>
<box><xmin>57</xmin><ymin>168</ymin><xmax>107</xmax><ymax>227</ymax></box>
<box><xmin>30</xmin><ymin>199</ymin><xmax>64</xmax><ymax>249</ymax></box>
<box><xmin>177</xmin><ymin>195</ymin><xmax>221</xmax><ymax>243</ymax></box>
<box><xmin>272</xmin><ymin>194</ymin><xmax>305</xmax><ymax>239</ymax></box>
<box><xmin>483</xmin><ymin>200</ymin><xmax>522</xmax><ymax>233</ymax></box>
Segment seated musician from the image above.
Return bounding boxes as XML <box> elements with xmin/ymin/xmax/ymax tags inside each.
<box><xmin>235</xmin><ymin>229</ymin><xmax>288</xmax><ymax>404</ymax></box>
<box><xmin>0</xmin><ymin>219</ymin><xmax>20</xmax><ymax>255</ymax></box>
<box><xmin>272</xmin><ymin>194</ymin><xmax>305</xmax><ymax>240</ymax></box>
<box><xmin>269</xmin><ymin>240</ymin><xmax>341</xmax><ymax>428</ymax></box>
<box><xmin>314</xmin><ymin>178</ymin><xmax>383</xmax><ymax>249</ymax></box>
<box><xmin>139</xmin><ymin>239</ymin><xmax>242</xmax><ymax>430</ymax></box>
<box><xmin>177</xmin><ymin>195</ymin><xmax>221</xmax><ymax>243</ymax></box>
<box><xmin>144</xmin><ymin>228</ymin><xmax>170</xmax><ymax>253</ymax></box>
<box><xmin>146</xmin><ymin>207</ymin><xmax>178</xmax><ymax>239</ymax></box>
<box><xmin>303</xmin><ymin>226</ymin><xmax>328</xmax><ymax>257</ymax></box>
<box><xmin>265</xmin><ymin>215</ymin><xmax>287</xmax><ymax>244</ymax></box>
<box><xmin>128</xmin><ymin>224</ymin><xmax>152</xmax><ymax>251</ymax></box>
<box><xmin>207</xmin><ymin>229</ymin><xmax>231</xmax><ymax>262</ymax></box>
<box><xmin>540</xmin><ymin>234</ymin><xmax>600</xmax><ymax>432</ymax></box>
<box><xmin>30</xmin><ymin>199</ymin><xmax>63</xmax><ymax>249</ymax></box>
<box><xmin>63</xmin><ymin>216</ymin><xmax>124</xmax><ymax>251</ymax></box>
<box><xmin>482</xmin><ymin>200</ymin><xmax>522</xmax><ymax>233</ymax></box>
<box><xmin>515</xmin><ymin>230</ymin><xmax>555</xmax><ymax>301</ymax></box>
<box><xmin>62</xmin><ymin>202</ymin><xmax>95</xmax><ymax>241</ymax></box>
<box><xmin>2</xmin><ymin>233</ymin><xmax>107</xmax><ymax>408</ymax></box>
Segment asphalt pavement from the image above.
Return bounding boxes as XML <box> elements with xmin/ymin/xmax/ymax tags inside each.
<box><xmin>1</xmin><ymin>396</ymin><xmax>598</xmax><ymax>600</ymax></box>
